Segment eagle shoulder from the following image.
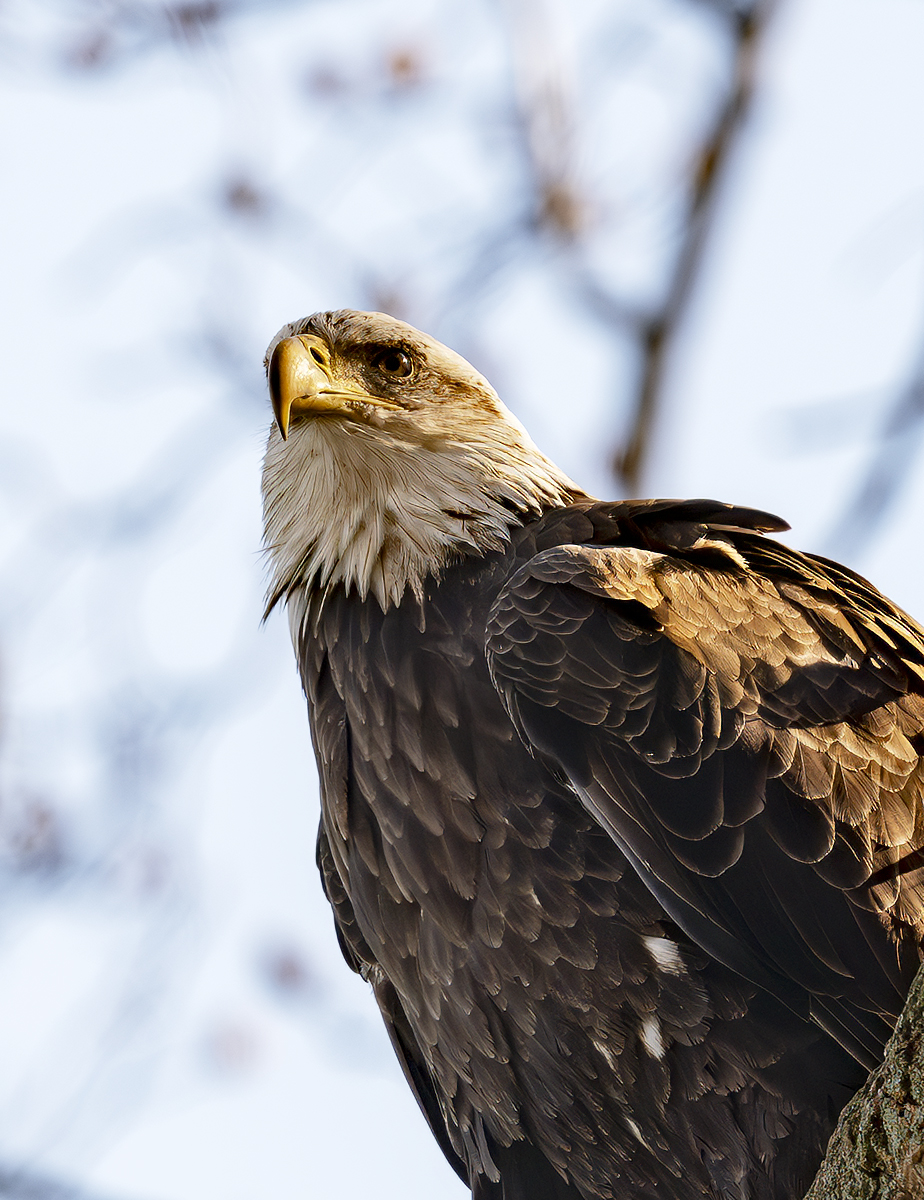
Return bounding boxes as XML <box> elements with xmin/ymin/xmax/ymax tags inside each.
<box><xmin>487</xmin><ymin>500</ymin><xmax>924</xmax><ymax>1066</ymax></box>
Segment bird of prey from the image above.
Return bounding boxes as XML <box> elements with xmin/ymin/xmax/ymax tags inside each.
<box><xmin>261</xmin><ymin>310</ymin><xmax>924</xmax><ymax>1200</ymax></box>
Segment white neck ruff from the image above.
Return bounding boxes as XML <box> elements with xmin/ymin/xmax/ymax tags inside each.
<box><xmin>262</xmin><ymin>408</ymin><xmax>579</xmax><ymax>612</ymax></box>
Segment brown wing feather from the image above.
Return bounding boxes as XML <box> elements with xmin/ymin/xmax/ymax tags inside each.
<box><xmin>318</xmin><ymin>824</ymin><xmax>473</xmax><ymax>1184</ymax></box>
<box><xmin>299</xmin><ymin>501</ymin><xmax>876</xmax><ymax>1196</ymax></box>
<box><xmin>488</xmin><ymin>507</ymin><xmax>924</xmax><ymax>1065</ymax></box>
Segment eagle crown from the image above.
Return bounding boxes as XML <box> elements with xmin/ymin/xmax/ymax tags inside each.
<box><xmin>261</xmin><ymin>310</ymin><xmax>580</xmax><ymax>613</ymax></box>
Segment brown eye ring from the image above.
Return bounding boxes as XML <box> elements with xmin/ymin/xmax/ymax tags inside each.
<box><xmin>372</xmin><ymin>348</ymin><xmax>414</xmax><ymax>378</ymax></box>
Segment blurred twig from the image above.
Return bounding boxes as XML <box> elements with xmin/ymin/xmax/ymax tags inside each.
<box><xmin>0</xmin><ymin>1165</ymin><xmax>125</xmax><ymax>1200</ymax></box>
<box><xmin>614</xmin><ymin>0</ymin><xmax>780</xmax><ymax>490</ymax></box>
<box><xmin>503</xmin><ymin>0</ymin><xmax>584</xmax><ymax>243</ymax></box>
<box><xmin>826</xmin><ymin>325</ymin><xmax>924</xmax><ymax>558</ymax></box>
<box><xmin>502</xmin><ymin>0</ymin><xmax>780</xmax><ymax>492</ymax></box>
<box><xmin>59</xmin><ymin>0</ymin><xmax>303</xmax><ymax>70</ymax></box>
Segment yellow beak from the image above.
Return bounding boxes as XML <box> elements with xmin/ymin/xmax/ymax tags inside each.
<box><xmin>268</xmin><ymin>335</ymin><xmax>400</xmax><ymax>438</ymax></box>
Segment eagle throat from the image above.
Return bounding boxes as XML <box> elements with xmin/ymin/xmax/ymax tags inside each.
<box><xmin>261</xmin><ymin>411</ymin><xmax>580</xmax><ymax>612</ymax></box>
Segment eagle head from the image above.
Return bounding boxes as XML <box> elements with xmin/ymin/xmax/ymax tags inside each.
<box><xmin>261</xmin><ymin>310</ymin><xmax>580</xmax><ymax>612</ymax></box>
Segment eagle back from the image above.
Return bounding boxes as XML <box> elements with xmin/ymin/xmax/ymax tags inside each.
<box><xmin>285</xmin><ymin>502</ymin><xmax>868</xmax><ymax>1200</ymax></box>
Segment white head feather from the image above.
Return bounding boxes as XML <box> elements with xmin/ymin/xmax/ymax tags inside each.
<box><xmin>261</xmin><ymin>311</ymin><xmax>580</xmax><ymax>612</ymax></box>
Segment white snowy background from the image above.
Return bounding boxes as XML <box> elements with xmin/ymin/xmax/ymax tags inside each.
<box><xmin>1</xmin><ymin>1</ymin><xmax>924</xmax><ymax>1198</ymax></box>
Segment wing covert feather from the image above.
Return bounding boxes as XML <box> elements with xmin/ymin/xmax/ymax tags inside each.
<box><xmin>487</xmin><ymin>525</ymin><xmax>924</xmax><ymax>1061</ymax></box>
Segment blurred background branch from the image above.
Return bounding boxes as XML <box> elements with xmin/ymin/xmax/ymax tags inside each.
<box><xmin>826</xmin><ymin>307</ymin><xmax>924</xmax><ymax>559</ymax></box>
<box><xmin>0</xmin><ymin>1167</ymin><xmax>118</xmax><ymax>1200</ymax></box>
<box><xmin>614</xmin><ymin>0</ymin><xmax>780</xmax><ymax>489</ymax></box>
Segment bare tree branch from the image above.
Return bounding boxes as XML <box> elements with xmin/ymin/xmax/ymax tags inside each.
<box><xmin>0</xmin><ymin>1165</ymin><xmax>127</xmax><ymax>1200</ymax></box>
<box><xmin>614</xmin><ymin>0</ymin><xmax>780</xmax><ymax>490</ymax></box>
<box><xmin>805</xmin><ymin>963</ymin><xmax>924</xmax><ymax>1200</ymax></box>
<box><xmin>826</xmin><ymin>323</ymin><xmax>924</xmax><ymax>560</ymax></box>
<box><xmin>500</xmin><ymin>0</ymin><xmax>781</xmax><ymax>492</ymax></box>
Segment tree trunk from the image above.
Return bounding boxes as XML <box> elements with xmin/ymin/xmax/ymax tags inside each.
<box><xmin>805</xmin><ymin>965</ymin><xmax>924</xmax><ymax>1199</ymax></box>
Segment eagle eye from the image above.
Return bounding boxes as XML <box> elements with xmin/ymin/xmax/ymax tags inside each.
<box><xmin>372</xmin><ymin>348</ymin><xmax>414</xmax><ymax>379</ymax></box>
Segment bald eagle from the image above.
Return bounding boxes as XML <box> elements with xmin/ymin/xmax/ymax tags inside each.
<box><xmin>261</xmin><ymin>310</ymin><xmax>924</xmax><ymax>1200</ymax></box>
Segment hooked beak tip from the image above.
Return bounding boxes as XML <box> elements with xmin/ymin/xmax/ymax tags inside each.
<box><xmin>269</xmin><ymin>336</ymin><xmax>311</xmax><ymax>439</ymax></box>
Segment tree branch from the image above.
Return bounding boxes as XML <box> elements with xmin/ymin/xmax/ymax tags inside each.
<box><xmin>805</xmin><ymin>964</ymin><xmax>924</xmax><ymax>1200</ymax></box>
<box><xmin>0</xmin><ymin>1166</ymin><xmax>124</xmax><ymax>1200</ymax></box>
<box><xmin>614</xmin><ymin>0</ymin><xmax>780</xmax><ymax>490</ymax></box>
<box><xmin>825</xmin><ymin>333</ymin><xmax>924</xmax><ymax>560</ymax></box>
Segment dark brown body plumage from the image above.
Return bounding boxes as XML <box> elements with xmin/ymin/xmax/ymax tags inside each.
<box><xmin>293</xmin><ymin>498</ymin><xmax>924</xmax><ymax>1199</ymax></box>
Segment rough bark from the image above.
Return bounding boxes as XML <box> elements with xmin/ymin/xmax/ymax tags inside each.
<box><xmin>805</xmin><ymin>964</ymin><xmax>924</xmax><ymax>1200</ymax></box>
